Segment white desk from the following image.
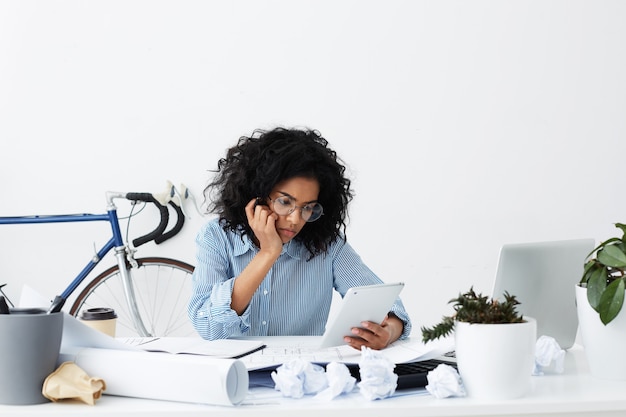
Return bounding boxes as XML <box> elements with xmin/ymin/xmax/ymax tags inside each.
<box><xmin>2</xmin><ymin>345</ymin><xmax>626</xmax><ymax>417</ymax></box>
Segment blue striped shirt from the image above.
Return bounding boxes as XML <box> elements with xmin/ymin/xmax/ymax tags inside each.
<box><xmin>188</xmin><ymin>218</ymin><xmax>412</xmax><ymax>341</ymax></box>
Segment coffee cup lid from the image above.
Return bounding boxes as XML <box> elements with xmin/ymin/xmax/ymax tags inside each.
<box><xmin>79</xmin><ymin>307</ymin><xmax>117</xmax><ymax>320</ymax></box>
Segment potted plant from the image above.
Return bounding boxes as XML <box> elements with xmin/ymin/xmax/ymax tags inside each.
<box><xmin>421</xmin><ymin>287</ymin><xmax>536</xmax><ymax>400</ymax></box>
<box><xmin>577</xmin><ymin>223</ymin><xmax>626</xmax><ymax>380</ymax></box>
<box><xmin>580</xmin><ymin>223</ymin><xmax>626</xmax><ymax>324</ymax></box>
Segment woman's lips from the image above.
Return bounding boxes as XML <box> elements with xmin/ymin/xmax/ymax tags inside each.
<box><xmin>279</xmin><ymin>228</ymin><xmax>297</xmax><ymax>239</ymax></box>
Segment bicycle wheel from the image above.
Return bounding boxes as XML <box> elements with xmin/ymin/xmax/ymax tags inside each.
<box><xmin>69</xmin><ymin>257</ymin><xmax>196</xmax><ymax>338</ymax></box>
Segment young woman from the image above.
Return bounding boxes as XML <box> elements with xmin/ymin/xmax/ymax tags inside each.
<box><xmin>188</xmin><ymin>127</ymin><xmax>411</xmax><ymax>350</ymax></box>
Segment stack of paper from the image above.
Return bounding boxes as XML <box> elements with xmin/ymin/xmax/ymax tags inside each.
<box><xmin>122</xmin><ymin>336</ymin><xmax>265</xmax><ymax>358</ymax></box>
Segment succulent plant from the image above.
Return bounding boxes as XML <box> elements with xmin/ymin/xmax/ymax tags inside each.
<box><xmin>421</xmin><ymin>287</ymin><xmax>524</xmax><ymax>343</ymax></box>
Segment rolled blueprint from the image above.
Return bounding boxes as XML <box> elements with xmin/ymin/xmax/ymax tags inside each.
<box><xmin>59</xmin><ymin>347</ymin><xmax>248</xmax><ymax>406</ymax></box>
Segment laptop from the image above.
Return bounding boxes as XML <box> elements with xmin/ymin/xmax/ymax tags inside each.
<box><xmin>383</xmin><ymin>238</ymin><xmax>594</xmax><ymax>390</ymax></box>
<box><xmin>490</xmin><ymin>238</ymin><xmax>595</xmax><ymax>349</ymax></box>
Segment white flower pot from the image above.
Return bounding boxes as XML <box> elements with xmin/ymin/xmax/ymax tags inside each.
<box><xmin>455</xmin><ymin>317</ymin><xmax>536</xmax><ymax>400</ymax></box>
<box><xmin>575</xmin><ymin>284</ymin><xmax>626</xmax><ymax>380</ymax></box>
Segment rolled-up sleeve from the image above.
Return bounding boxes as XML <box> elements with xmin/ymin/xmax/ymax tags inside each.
<box><xmin>187</xmin><ymin>222</ymin><xmax>251</xmax><ymax>340</ymax></box>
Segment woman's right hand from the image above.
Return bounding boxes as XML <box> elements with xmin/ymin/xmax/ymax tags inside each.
<box><xmin>232</xmin><ymin>199</ymin><xmax>283</xmax><ymax>314</ymax></box>
<box><xmin>245</xmin><ymin>198</ymin><xmax>282</xmax><ymax>256</ymax></box>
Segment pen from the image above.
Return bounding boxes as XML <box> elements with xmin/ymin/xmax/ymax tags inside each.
<box><xmin>0</xmin><ymin>296</ymin><xmax>10</xmax><ymax>314</ymax></box>
<box><xmin>233</xmin><ymin>344</ymin><xmax>266</xmax><ymax>359</ymax></box>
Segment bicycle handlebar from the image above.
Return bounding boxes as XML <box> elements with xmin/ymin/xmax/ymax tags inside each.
<box><xmin>104</xmin><ymin>185</ymin><xmax>190</xmax><ymax>248</ymax></box>
<box><xmin>124</xmin><ymin>192</ymin><xmax>176</xmax><ymax>247</ymax></box>
<box><xmin>154</xmin><ymin>200</ymin><xmax>185</xmax><ymax>244</ymax></box>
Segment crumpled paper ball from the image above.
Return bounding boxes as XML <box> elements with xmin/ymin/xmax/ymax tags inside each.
<box><xmin>42</xmin><ymin>362</ymin><xmax>106</xmax><ymax>405</ymax></box>
<box><xmin>533</xmin><ymin>335</ymin><xmax>565</xmax><ymax>375</ymax></box>
<box><xmin>425</xmin><ymin>363</ymin><xmax>466</xmax><ymax>398</ymax></box>
<box><xmin>357</xmin><ymin>346</ymin><xmax>397</xmax><ymax>401</ymax></box>
<box><xmin>271</xmin><ymin>358</ymin><xmax>328</xmax><ymax>398</ymax></box>
<box><xmin>314</xmin><ymin>361</ymin><xmax>356</xmax><ymax>401</ymax></box>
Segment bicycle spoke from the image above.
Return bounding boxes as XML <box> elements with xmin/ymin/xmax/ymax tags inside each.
<box><xmin>70</xmin><ymin>258</ymin><xmax>196</xmax><ymax>337</ymax></box>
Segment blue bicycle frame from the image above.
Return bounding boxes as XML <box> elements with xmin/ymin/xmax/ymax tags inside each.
<box><xmin>0</xmin><ymin>191</ymin><xmax>174</xmax><ymax>336</ymax></box>
<box><xmin>0</xmin><ymin>210</ymin><xmax>122</xmax><ymax>311</ymax></box>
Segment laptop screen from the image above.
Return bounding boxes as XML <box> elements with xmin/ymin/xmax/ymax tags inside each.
<box><xmin>490</xmin><ymin>238</ymin><xmax>595</xmax><ymax>349</ymax></box>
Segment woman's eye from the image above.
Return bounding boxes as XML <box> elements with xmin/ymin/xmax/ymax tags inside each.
<box><xmin>277</xmin><ymin>197</ymin><xmax>292</xmax><ymax>207</ymax></box>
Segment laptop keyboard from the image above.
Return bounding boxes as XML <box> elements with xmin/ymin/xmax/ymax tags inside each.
<box><xmin>249</xmin><ymin>354</ymin><xmax>458</xmax><ymax>391</ymax></box>
<box><xmin>347</xmin><ymin>356</ymin><xmax>457</xmax><ymax>390</ymax></box>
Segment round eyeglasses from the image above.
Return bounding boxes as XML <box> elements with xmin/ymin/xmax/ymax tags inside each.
<box><xmin>269</xmin><ymin>196</ymin><xmax>324</xmax><ymax>222</ymax></box>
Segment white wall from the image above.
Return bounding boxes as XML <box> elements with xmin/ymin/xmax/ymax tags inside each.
<box><xmin>1</xmin><ymin>0</ymin><xmax>625</xmax><ymax>332</ymax></box>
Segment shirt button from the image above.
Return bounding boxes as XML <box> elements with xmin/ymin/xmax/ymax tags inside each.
<box><xmin>262</xmin><ymin>320</ymin><xmax>267</xmax><ymax>326</ymax></box>
<box><xmin>263</xmin><ymin>289</ymin><xmax>268</xmax><ymax>295</ymax></box>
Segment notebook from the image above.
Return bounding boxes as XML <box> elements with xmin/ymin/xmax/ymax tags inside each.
<box><xmin>490</xmin><ymin>238</ymin><xmax>595</xmax><ymax>349</ymax></box>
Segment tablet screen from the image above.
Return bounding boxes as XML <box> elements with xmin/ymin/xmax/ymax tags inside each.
<box><xmin>319</xmin><ymin>282</ymin><xmax>405</xmax><ymax>348</ymax></box>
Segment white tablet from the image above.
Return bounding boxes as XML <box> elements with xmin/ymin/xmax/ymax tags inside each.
<box><xmin>319</xmin><ymin>282</ymin><xmax>405</xmax><ymax>348</ymax></box>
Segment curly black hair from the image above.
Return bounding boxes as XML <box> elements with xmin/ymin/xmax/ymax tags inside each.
<box><xmin>204</xmin><ymin>127</ymin><xmax>354</xmax><ymax>258</ymax></box>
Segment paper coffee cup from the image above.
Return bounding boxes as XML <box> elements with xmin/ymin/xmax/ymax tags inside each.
<box><xmin>79</xmin><ymin>307</ymin><xmax>117</xmax><ymax>337</ymax></box>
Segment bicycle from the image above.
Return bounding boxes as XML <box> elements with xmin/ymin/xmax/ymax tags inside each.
<box><xmin>0</xmin><ymin>182</ymin><xmax>199</xmax><ymax>338</ymax></box>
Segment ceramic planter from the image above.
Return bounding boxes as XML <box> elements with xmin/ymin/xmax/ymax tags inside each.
<box><xmin>454</xmin><ymin>317</ymin><xmax>536</xmax><ymax>400</ymax></box>
<box><xmin>575</xmin><ymin>284</ymin><xmax>626</xmax><ymax>380</ymax></box>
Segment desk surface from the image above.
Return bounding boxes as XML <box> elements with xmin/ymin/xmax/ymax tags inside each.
<box><xmin>2</xmin><ymin>345</ymin><xmax>626</xmax><ymax>417</ymax></box>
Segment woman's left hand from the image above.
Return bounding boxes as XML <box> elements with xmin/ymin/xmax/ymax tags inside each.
<box><xmin>343</xmin><ymin>314</ymin><xmax>404</xmax><ymax>351</ymax></box>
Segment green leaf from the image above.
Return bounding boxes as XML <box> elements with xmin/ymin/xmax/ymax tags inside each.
<box><xmin>581</xmin><ymin>260</ymin><xmax>597</xmax><ymax>285</ymax></box>
<box><xmin>597</xmin><ymin>245</ymin><xmax>626</xmax><ymax>268</ymax></box>
<box><xmin>599</xmin><ymin>279</ymin><xmax>625</xmax><ymax>325</ymax></box>
<box><xmin>615</xmin><ymin>223</ymin><xmax>626</xmax><ymax>239</ymax></box>
<box><xmin>587</xmin><ymin>237</ymin><xmax>622</xmax><ymax>260</ymax></box>
<box><xmin>586</xmin><ymin>267</ymin><xmax>608</xmax><ymax>311</ymax></box>
<box><xmin>421</xmin><ymin>316</ymin><xmax>455</xmax><ymax>342</ymax></box>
